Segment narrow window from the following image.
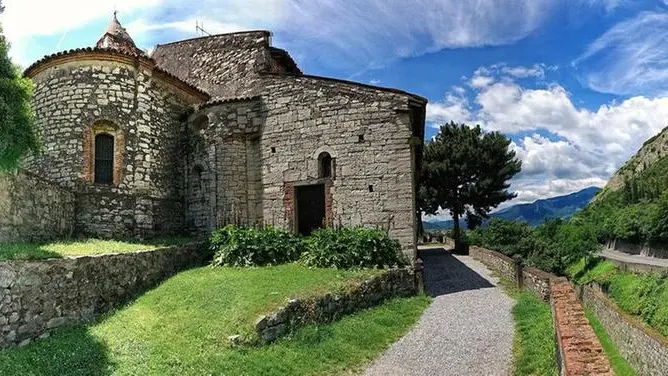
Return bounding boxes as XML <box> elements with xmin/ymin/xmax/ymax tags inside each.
<box><xmin>95</xmin><ymin>133</ymin><xmax>114</xmax><ymax>184</ymax></box>
<box><xmin>318</xmin><ymin>152</ymin><xmax>332</xmax><ymax>178</ymax></box>
<box><xmin>358</xmin><ymin>134</ymin><xmax>365</xmax><ymax>143</ymax></box>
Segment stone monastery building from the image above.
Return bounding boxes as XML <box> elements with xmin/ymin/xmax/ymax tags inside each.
<box><xmin>20</xmin><ymin>14</ymin><xmax>427</xmax><ymax>257</ymax></box>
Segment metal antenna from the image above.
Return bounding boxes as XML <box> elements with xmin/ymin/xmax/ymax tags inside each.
<box><xmin>196</xmin><ymin>20</ymin><xmax>211</xmax><ymax>36</ymax></box>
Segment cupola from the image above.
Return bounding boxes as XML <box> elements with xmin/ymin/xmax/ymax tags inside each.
<box><xmin>95</xmin><ymin>12</ymin><xmax>144</xmax><ymax>55</ymax></box>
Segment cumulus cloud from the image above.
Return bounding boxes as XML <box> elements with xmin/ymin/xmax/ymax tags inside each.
<box><xmin>574</xmin><ymin>11</ymin><xmax>668</xmax><ymax>95</ymax></box>
<box><xmin>426</xmin><ymin>70</ymin><xmax>668</xmax><ymax>207</ymax></box>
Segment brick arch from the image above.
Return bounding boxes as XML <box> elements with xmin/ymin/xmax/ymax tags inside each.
<box><xmin>82</xmin><ymin>120</ymin><xmax>125</xmax><ymax>185</ymax></box>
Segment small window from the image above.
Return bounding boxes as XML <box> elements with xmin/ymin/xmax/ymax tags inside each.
<box><xmin>271</xmin><ymin>147</ymin><xmax>276</xmax><ymax>153</ymax></box>
<box><xmin>95</xmin><ymin>134</ymin><xmax>114</xmax><ymax>184</ymax></box>
<box><xmin>318</xmin><ymin>152</ymin><xmax>332</xmax><ymax>178</ymax></box>
<box><xmin>358</xmin><ymin>134</ymin><xmax>365</xmax><ymax>143</ymax></box>
<box><xmin>368</xmin><ymin>185</ymin><xmax>374</xmax><ymax>192</ymax></box>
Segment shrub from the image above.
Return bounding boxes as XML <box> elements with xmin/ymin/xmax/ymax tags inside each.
<box><xmin>300</xmin><ymin>226</ymin><xmax>407</xmax><ymax>269</ymax></box>
<box><xmin>210</xmin><ymin>225</ymin><xmax>301</xmax><ymax>267</ymax></box>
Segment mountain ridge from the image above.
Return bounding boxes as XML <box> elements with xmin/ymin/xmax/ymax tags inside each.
<box><xmin>423</xmin><ymin>186</ymin><xmax>601</xmax><ymax>230</ymax></box>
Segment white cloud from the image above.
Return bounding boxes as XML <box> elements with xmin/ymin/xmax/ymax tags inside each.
<box><xmin>500</xmin><ymin>64</ymin><xmax>547</xmax><ymax>78</ymax></box>
<box><xmin>574</xmin><ymin>11</ymin><xmax>668</xmax><ymax>95</ymax></box>
<box><xmin>426</xmin><ymin>73</ymin><xmax>668</xmax><ymax>206</ymax></box>
<box><xmin>2</xmin><ymin>0</ymin><xmax>557</xmax><ymax>69</ymax></box>
<box><xmin>426</xmin><ymin>94</ymin><xmax>473</xmax><ymax>127</ymax></box>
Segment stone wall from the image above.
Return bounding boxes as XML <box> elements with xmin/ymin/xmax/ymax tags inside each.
<box><xmin>550</xmin><ymin>278</ymin><xmax>613</xmax><ymax>376</ymax></box>
<box><xmin>469</xmin><ymin>246</ymin><xmax>521</xmax><ymax>285</ymax></box>
<box><xmin>0</xmin><ymin>171</ymin><xmax>75</xmax><ymax>243</ymax></box>
<box><xmin>0</xmin><ymin>243</ymin><xmax>209</xmax><ymax>349</ymax></box>
<box><xmin>152</xmin><ymin>31</ymin><xmax>275</xmax><ymax>99</ymax></box>
<box><xmin>523</xmin><ymin>267</ymin><xmax>553</xmax><ymax>302</ymax></box>
<box><xmin>185</xmin><ymin>98</ymin><xmax>265</xmax><ymax>233</ymax></box>
<box><xmin>606</xmin><ymin>238</ymin><xmax>668</xmax><ymax>259</ymax></box>
<box><xmin>581</xmin><ymin>285</ymin><xmax>668</xmax><ymax>376</ymax></box>
<box><xmin>27</xmin><ymin>59</ymin><xmax>199</xmax><ymax>238</ymax></box>
<box><xmin>259</xmin><ymin>75</ymin><xmax>424</xmax><ymax>258</ymax></box>
<box><xmin>254</xmin><ymin>268</ymin><xmax>418</xmax><ymax>343</ymax></box>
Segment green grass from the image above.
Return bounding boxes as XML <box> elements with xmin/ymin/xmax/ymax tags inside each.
<box><xmin>0</xmin><ymin>264</ymin><xmax>428</xmax><ymax>375</ymax></box>
<box><xmin>567</xmin><ymin>257</ymin><xmax>617</xmax><ymax>285</ymax></box>
<box><xmin>584</xmin><ymin>309</ymin><xmax>637</xmax><ymax>376</ymax></box>
<box><xmin>0</xmin><ymin>237</ymin><xmax>195</xmax><ymax>261</ymax></box>
<box><xmin>511</xmin><ymin>291</ymin><xmax>558</xmax><ymax>376</ymax></box>
<box><xmin>569</xmin><ymin>257</ymin><xmax>668</xmax><ymax>337</ymax></box>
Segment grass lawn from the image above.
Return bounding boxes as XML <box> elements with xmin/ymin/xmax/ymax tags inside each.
<box><xmin>584</xmin><ymin>309</ymin><xmax>637</xmax><ymax>376</ymax></box>
<box><xmin>0</xmin><ymin>264</ymin><xmax>429</xmax><ymax>375</ymax></box>
<box><xmin>0</xmin><ymin>237</ymin><xmax>195</xmax><ymax>261</ymax></box>
<box><xmin>511</xmin><ymin>291</ymin><xmax>558</xmax><ymax>376</ymax></box>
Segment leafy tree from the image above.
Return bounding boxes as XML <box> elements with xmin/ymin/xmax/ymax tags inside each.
<box><xmin>420</xmin><ymin>122</ymin><xmax>521</xmax><ymax>251</ymax></box>
<box><xmin>0</xmin><ymin>0</ymin><xmax>40</xmax><ymax>171</ymax></box>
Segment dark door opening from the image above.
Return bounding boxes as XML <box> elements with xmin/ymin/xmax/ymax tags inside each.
<box><xmin>295</xmin><ymin>184</ymin><xmax>326</xmax><ymax>235</ymax></box>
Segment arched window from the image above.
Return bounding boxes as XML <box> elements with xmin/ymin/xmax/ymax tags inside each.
<box><xmin>318</xmin><ymin>152</ymin><xmax>332</xmax><ymax>178</ymax></box>
<box><xmin>95</xmin><ymin>133</ymin><xmax>114</xmax><ymax>184</ymax></box>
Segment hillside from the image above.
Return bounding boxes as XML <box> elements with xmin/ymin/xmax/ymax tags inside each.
<box><xmin>423</xmin><ymin>186</ymin><xmax>601</xmax><ymax>230</ymax></box>
<box><xmin>604</xmin><ymin>125</ymin><xmax>668</xmax><ymax>193</ymax></box>
<box><xmin>580</xmin><ymin>126</ymin><xmax>668</xmax><ymax>249</ymax></box>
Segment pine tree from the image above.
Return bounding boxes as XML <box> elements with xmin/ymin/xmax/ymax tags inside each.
<box><xmin>0</xmin><ymin>0</ymin><xmax>40</xmax><ymax>171</ymax></box>
<box><xmin>419</xmin><ymin>122</ymin><xmax>522</xmax><ymax>252</ymax></box>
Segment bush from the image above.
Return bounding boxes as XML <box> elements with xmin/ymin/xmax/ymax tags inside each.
<box><xmin>300</xmin><ymin>227</ymin><xmax>407</xmax><ymax>269</ymax></box>
<box><xmin>210</xmin><ymin>225</ymin><xmax>301</xmax><ymax>267</ymax></box>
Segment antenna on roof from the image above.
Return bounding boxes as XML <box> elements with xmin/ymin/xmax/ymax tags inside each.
<box><xmin>196</xmin><ymin>20</ymin><xmax>211</xmax><ymax>36</ymax></box>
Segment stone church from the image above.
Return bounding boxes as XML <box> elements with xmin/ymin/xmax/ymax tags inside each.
<box><xmin>16</xmin><ymin>14</ymin><xmax>427</xmax><ymax>257</ymax></box>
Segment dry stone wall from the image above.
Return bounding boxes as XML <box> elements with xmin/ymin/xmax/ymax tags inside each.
<box><xmin>0</xmin><ymin>243</ymin><xmax>209</xmax><ymax>349</ymax></box>
<box><xmin>581</xmin><ymin>285</ymin><xmax>668</xmax><ymax>376</ymax></box>
<box><xmin>0</xmin><ymin>171</ymin><xmax>75</xmax><ymax>243</ymax></box>
<box><xmin>28</xmin><ymin>60</ymin><xmax>195</xmax><ymax>238</ymax></box>
<box><xmin>255</xmin><ymin>268</ymin><xmax>417</xmax><ymax>343</ymax></box>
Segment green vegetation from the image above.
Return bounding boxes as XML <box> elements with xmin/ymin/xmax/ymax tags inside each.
<box><xmin>0</xmin><ymin>264</ymin><xmax>428</xmax><ymax>375</ymax></box>
<box><xmin>568</xmin><ymin>258</ymin><xmax>668</xmax><ymax>337</ymax></box>
<box><xmin>210</xmin><ymin>225</ymin><xmax>301</xmax><ymax>267</ymax></box>
<box><xmin>301</xmin><ymin>226</ymin><xmax>406</xmax><ymax>268</ymax></box>
<box><xmin>419</xmin><ymin>121</ymin><xmax>521</xmax><ymax>250</ymax></box>
<box><xmin>467</xmin><ymin>217</ymin><xmax>599</xmax><ymax>274</ymax></box>
<box><xmin>511</xmin><ymin>291</ymin><xmax>558</xmax><ymax>376</ymax></box>
<box><xmin>0</xmin><ymin>0</ymin><xmax>41</xmax><ymax>171</ymax></box>
<box><xmin>210</xmin><ymin>225</ymin><xmax>407</xmax><ymax>269</ymax></box>
<box><xmin>0</xmin><ymin>237</ymin><xmax>195</xmax><ymax>261</ymax></box>
<box><xmin>585</xmin><ymin>309</ymin><xmax>637</xmax><ymax>376</ymax></box>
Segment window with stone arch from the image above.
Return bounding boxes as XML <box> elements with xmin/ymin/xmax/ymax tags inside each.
<box><xmin>94</xmin><ymin>133</ymin><xmax>114</xmax><ymax>184</ymax></box>
<box><xmin>84</xmin><ymin>120</ymin><xmax>125</xmax><ymax>185</ymax></box>
<box><xmin>318</xmin><ymin>152</ymin><xmax>334</xmax><ymax>179</ymax></box>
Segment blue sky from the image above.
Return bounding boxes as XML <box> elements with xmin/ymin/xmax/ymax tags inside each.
<box><xmin>4</xmin><ymin>0</ymin><xmax>668</xmax><ymax>218</ymax></box>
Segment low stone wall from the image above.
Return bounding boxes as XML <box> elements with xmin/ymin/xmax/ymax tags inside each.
<box><xmin>581</xmin><ymin>285</ymin><xmax>668</xmax><ymax>376</ymax></box>
<box><xmin>0</xmin><ymin>242</ymin><xmax>209</xmax><ymax>348</ymax></box>
<box><xmin>523</xmin><ymin>267</ymin><xmax>552</xmax><ymax>301</ymax></box>
<box><xmin>469</xmin><ymin>245</ymin><xmax>552</xmax><ymax>301</ymax></box>
<box><xmin>255</xmin><ymin>268</ymin><xmax>417</xmax><ymax>342</ymax></box>
<box><xmin>606</xmin><ymin>238</ymin><xmax>668</xmax><ymax>259</ymax></box>
<box><xmin>469</xmin><ymin>246</ymin><xmax>521</xmax><ymax>285</ymax></box>
<box><xmin>550</xmin><ymin>278</ymin><xmax>613</xmax><ymax>376</ymax></box>
<box><xmin>0</xmin><ymin>170</ymin><xmax>75</xmax><ymax>243</ymax></box>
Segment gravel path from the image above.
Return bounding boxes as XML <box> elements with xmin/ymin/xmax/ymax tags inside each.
<box><xmin>365</xmin><ymin>248</ymin><xmax>514</xmax><ymax>376</ymax></box>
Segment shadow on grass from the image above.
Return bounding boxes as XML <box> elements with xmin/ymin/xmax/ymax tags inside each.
<box><xmin>0</xmin><ymin>326</ymin><xmax>114</xmax><ymax>376</ymax></box>
<box><xmin>419</xmin><ymin>248</ymin><xmax>494</xmax><ymax>297</ymax></box>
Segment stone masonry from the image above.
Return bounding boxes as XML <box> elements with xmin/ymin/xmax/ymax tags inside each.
<box><xmin>9</xmin><ymin>14</ymin><xmax>427</xmax><ymax>260</ymax></box>
<box><xmin>0</xmin><ymin>243</ymin><xmax>209</xmax><ymax>349</ymax></box>
<box><xmin>0</xmin><ymin>171</ymin><xmax>75</xmax><ymax>243</ymax></box>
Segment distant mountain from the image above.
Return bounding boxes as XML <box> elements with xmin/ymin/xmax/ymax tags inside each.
<box><xmin>423</xmin><ymin>186</ymin><xmax>602</xmax><ymax>230</ymax></box>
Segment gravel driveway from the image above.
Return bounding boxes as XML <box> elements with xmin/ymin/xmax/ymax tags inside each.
<box><xmin>365</xmin><ymin>248</ymin><xmax>514</xmax><ymax>376</ymax></box>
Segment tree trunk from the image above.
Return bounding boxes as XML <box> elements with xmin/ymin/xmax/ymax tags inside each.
<box><xmin>453</xmin><ymin>212</ymin><xmax>461</xmax><ymax>253</ymax></box>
